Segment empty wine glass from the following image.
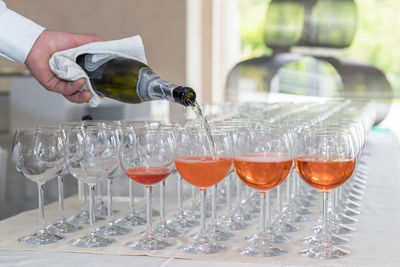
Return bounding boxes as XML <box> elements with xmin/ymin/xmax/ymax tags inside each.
<box><xmin>35</xmin><ymin>125</ymin><xmax>81</xmax><ymax>234</ymax></box>
<box><xmin>66</xmin><ymin>126</ymin><xmax>119</xmax><ymax>247</ymax></box>
<box><xmin>152</xmin><ymin>125</ymin><xmax>184</xmax><ymax>238</ymax></box>
<box><xmin>97</xmin><ymin>122</ymin><xmax>131</xmax><ymax>236</ymax></box>
<box><xmin>13</xmin><ymin>128</ymin><xmax>65</xmax><ymax>244</ymax></box>
<box><xmin>295</xmin><ymin>129</ymin><xmax>356</xmax><ymax>259</ymax></box>
<box><xmin>120</xmin><ymin>127</ymin><xmax>175</xmax><ymax>250</ymax></box>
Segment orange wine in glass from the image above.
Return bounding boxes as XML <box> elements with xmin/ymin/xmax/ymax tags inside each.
<box><xmin>233</xmin><ymin>128</ymin><xmax>293</xmax><ymax>257</ymax></box>
<box><xmin>175</xmin><ymin>128</ymin><xmax>232</xmax><ymax>254</ymax></box>
<box><xmin>295</xmin><ymin>130</ymin><xmax>356</xmax><ymax>259</ymax></box>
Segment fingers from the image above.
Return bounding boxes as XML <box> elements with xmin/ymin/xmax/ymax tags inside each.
<box><xmin>46</xmin><ymin>77</ymin><xmax>86</xmax><ymax>95</ymax></box>
<box><xmin>47</xmin><ymin>77</ymin><xmax>93</xmax><ymax>103</ymax></box>
<box><xmin>64</xmin><ymin>90</ymin><xmax>93</xmax><ymax>104</ymax></box>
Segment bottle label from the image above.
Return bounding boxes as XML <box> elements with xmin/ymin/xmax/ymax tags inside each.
<box><xmin>137</xmin><ymin>67</ymin><xmax>177</xmax><ymax>102</ymax></box>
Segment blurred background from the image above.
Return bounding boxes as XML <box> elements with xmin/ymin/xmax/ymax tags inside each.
<box><xmin>0</xmin><ymin>0</ymin><xmax>399</xmax><ymax>219</ymax></box>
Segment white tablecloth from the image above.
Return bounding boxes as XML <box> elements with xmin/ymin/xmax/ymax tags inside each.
<box><xmin>1</xmin><ymin>131</ymin><xmax>400</xmax><ymax>266</ymax></box>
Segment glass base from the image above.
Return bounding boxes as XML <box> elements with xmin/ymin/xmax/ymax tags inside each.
<box><xmin>287</xmin><ymin>212</ymin><xmax>309</xmax><ymax>223</ymax></box>
<box><xmin>115</xmin><ymin>212</ymin><xmax>146</xmax><ymax>226</ymax></box>
<box><xmin>18</xmin><ymin>229</ymin><xmax>65</xmax><ymax>245</ymax></box>
<box><xmin>126</xmin><ymin>232</ymin><xmax>173</xmax><ymax>250</ymax></box>
<box><xmin>300</xmin><ymin>244</ymin><xmax>350</xmax><ymax>259</ymax></box>
<box><xmin>344</xmin><ymin>208</ymin><xmax>361</xmax><ymax>217</ymax></box>
<box><xmin>192</xmin><ymin>225</ymin><xmax>235</xmax><ymax>241</ymax></box>
<box><xmin>180</xmin><ymin>237</ymin><xmax>226</xmax><ymax>254</ymax></box>
<box><xmin>297</xmin><ymin>207</ymin><xmax>314</xmax><ymax>215</ymax></box>
<box><xmin>68</xmin><ymin>210</ymin><xmax>104</xmax><ymax>225</ymax></box>
<box><xmin>95</xmin><ymin>202</ymin><xmax>108</xmax><ymax>216</ymax></box>
<box><xmin>347</xmin><ymin>201</ymin><xmax>362</xmax><ymax>209</ymax></box>
<box><xmin>312</xmin><ymin>223</ymin><xmax>355</xmax><ymax>235</ymax></box>
<box><xmin>239</xmin><ymin>239</ymin><xmax>287</xmax><ymax>257</ymax></box>
<box><xmin>167</xmin><ymin>212</ymin><xmax>199</xmax><ymax>228</ymax></box>
<box><xmin>241</xmin><ymin>198</ymin><xmax>260</xmax><ymax>214</ymax></box>
<box><xmin>338</xmin><ymin>213</ymin><xmax>358</xmax><ymax>224</ymax></box>
<box><xmin>153</xmin><ymin>221</ymin><xmax>184</xmax><ymax>238</ymax></box>
<box><xmin>47</xmin><ymin>219</ymin><xmax>82</xmax><ymax>233</ymax></box>
<box><xmin>97</xmin><ymin>222</ymin><xmax>132</xmax><ymax>236</ymax></box>
<box><xmin>246</xmin><ymin>231</ymin><xmax>291</xmax><ymax>244</ymax></box>
<box><xmin>218</xmin><ymin>215</ymin><xmax>248</xmax><ymax>230</ymax></box>
<box><xmin>303</xmin><ymin>232</ymin><xmax>349</xmax><ymax>245</ymax></box>
<box><xmin>138</xmin><ymin>208</ymin><xmax>160</xmax><ymax>217</ymax></box>
<box><xmin>184</xmin><ymin>209</ymin><xmax>200</xmax><ymax>219</ymax></box>
<box><xmin>273</xmin><ymin>218</ymin><xmax>300</xmax><ymax>233</ymax></box>
<box><xmin>69</xmin><ymin>232</ymin><xmax>116</xmax><ymax>248</ymax></box>
<box><xmin>233</xmin><ymin>207</ymin><xmax>258</xmax><ymax>221</ymax></box>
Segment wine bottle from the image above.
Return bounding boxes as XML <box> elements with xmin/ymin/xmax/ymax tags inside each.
<box><xmin>76</xmin><ymin>54</ymin><xmax>196</xmax><ymax>106</ymax></box>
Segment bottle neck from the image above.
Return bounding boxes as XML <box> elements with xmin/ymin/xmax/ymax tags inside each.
<box><xmin>137</xmin><ymin>68</ymin><xmax>196</xmax><ymax>106</ymax></box>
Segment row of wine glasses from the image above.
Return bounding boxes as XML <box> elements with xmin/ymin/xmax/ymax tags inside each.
<box><xmin>12</xmin><ymin>99</ymin><xmax>375</xmax><ymax>259</ymax></box>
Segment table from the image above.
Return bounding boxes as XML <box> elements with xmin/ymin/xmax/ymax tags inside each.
<box><xmin>1</xmin><ymin>131</ymin><xmax>400</xmax><ymax>266</ymax></box>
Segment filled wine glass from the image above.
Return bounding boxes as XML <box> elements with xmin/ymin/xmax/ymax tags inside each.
<box><xmin>295</xmin><ymin>129</ymin><xmax>356</xmax><ymax>259</ymax></box>
<box><xmin>12</xmin><ymin>128</ymin><xmax>65</xmax><ymax>244</ymax></box>
<box><xmin>66</xmin><ymin>126</ymin><xmax>119</xmax><ymax>248</ymax></box>
<box><xmin>120</xmin><ymin>127</ymin><xmax>175</xmax><ymax>250</ymax></box>
<box><xmin>175</xmin><ymin>127</ymin><xmax>232</xmax><ymax>254</ymax></box>
<box><xmin>233</xmin><ymin>127</ymin><xmax>292</xmax><ymax>257</ymax></box>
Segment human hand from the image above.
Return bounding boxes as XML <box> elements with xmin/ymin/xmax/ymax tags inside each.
<box><xmin>25</xmin><ymin>30</ymin><xmax>103</xmax><ymax>103</ymax></box>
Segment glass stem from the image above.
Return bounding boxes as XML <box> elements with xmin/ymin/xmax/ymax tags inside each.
<box><xmin>334</xmin><ymin>188</ymin><xmax>340</xmax><ymax>213</ymax></box>
<box><xmin>236</xmin><ymin>175</ymin><xmax>241</xmax><ymax>206</ymax></box>
<box><xmin>331</xmin><ymin>188</ymin><xmax>336</xmax><ymax>216</ymax></box>
<box><xmin>287</xmin><ymin>170</ymin><xmax>292</xmax><ymax>204</ymax></box>
<box><xmin>276</xmin><ymin>185</ymin><xmax>282</xmax><ymax>217</ymax></box>
<box><xmin>160</xmin><ymin>180</ymin><xmax>166</xmax><ymax>223</ymax></box>
<box><xmin>89</xmin><ymin>184</ymin><xmax>96</xmax><ymax>235</ymax></box>
<box><xmin>200</xmin><ymin>189</ymin><xmax>207</xmax><ymax>239</ymax></box>
<box><xmin>107</xmin><ymin>178</ymin><xmax>113</xmax><ymax>223</ymax></box>
<box><xmin>146</xmin><ymin>186</ymin><xmax>153</xmax><ymax>234</ymax></box>
<box><xmin>191</xmin><ymin>185</ymin><xmax>196</xmax><ymax>206</ymax></box>
<box><xmin>128</xmin><ymin>179</ymin><xmax>135</xmax><ymax>214</ymax></box>
<box><xmin>266</xmin><ymin>191</ymin><xmax>271</xmax><ymax>231</ymax></box>
<box><xmin>227</xmin><ymin>173</ymin><xmax>232</xmax><ymax>216</ymax></box>
<box><xmin>97</xmin><ymin>182</ymin><xmax>102</xmax><ymax>205</ymax></box>
<box><xmin>81</xmin><ymin>181</ymin><xmax>87</xmax><ymax>211</ymax></box>
<box><xmin>57</xmin><ymin>175</ymin><xmax>65</xmax><ymax>220</ymax></box>
<box><xmin>37</xmin><ymin>182</ymin><xmax>45</xmax><ymax>232</ymax></box>
<box><xmin>212</xmin><ymin>185</ymin><xmax>217</xmax><ymax>226</ymax></box>
<box><xmin>177</xmin><ymin>176</ymin><xmax>183</xmax><ymax>214</ymax></box>
<box><xmin>321</xmin><ymin>191</ymin><xmax>329</xmax><ymax>249</ymax></box>
<box><xmin>260</xmin><ymin>192</ymin><xmax>266</xmax><ymax>236</ymax></box>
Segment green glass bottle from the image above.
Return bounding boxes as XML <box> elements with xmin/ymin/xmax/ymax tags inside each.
<box><xmin>76</xmin><ymin>54</ymin><xmax>196</xmax><ymax>106</ymax></box>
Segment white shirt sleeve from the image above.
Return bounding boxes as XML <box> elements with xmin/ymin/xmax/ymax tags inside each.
<box><xmin>0</xmin><ymin>0</ymin><xmax>45</xmax><ymax>63</ymax></box>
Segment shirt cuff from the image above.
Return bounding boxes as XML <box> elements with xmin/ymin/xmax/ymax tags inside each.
<box><xmin>0</xmin><ymin>8</ymin><xmax>45</xmax><ymax>63</ymax></box>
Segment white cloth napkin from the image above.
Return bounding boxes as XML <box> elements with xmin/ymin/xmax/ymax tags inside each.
<box><xmin>49</xmin><ymin>35</ymin><xmax>147</xmax><ymax>107</ymax></box>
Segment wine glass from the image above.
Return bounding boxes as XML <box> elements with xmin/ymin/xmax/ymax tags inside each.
<box><xmin>35</xmin><ymin>125</ymin><xmax>81</xmax><ymax>234</ymax></box>
<box><xmin>233</xmin><ymin>127</ymin><xmax>292</xmax><ymax>257</ymax></box>
<box><xmin>295</xmin><ymin>129</ymin><xmax>356</xmax><ymax>259</ymax></box>
<box><xmin>66</xmin><ymin>126</ymin><xmax>119</xmax><ymax>247</ymax></box>
<box><xmin>152</xmin><ymin>124</ymin><xmax>184</xmax><ymax>238</ymax></box>
<box><xmin>97</xmin><ymin>122</ymin><xmax>131</xmax><ymax>236</ymax></box>
<box><xmin>64</xmin><ymin>121</ymin><xmax>104</xmax><ymax>225</ymax></box>
<box><xmin>13</xmin><ymin>128</ymin><xmax>65</xmax><ymax>244</ymax></box>
<box><xmin>120</xmin><ymin>127</ymin><xmax>175</xmax><ymax>250</ymax></box>
<box><xmin>175</xmin><ymin>127</ymin><xmax>231</xmax><ymax>254</ymax></box>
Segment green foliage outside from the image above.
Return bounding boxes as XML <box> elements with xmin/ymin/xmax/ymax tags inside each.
<box><xmin>239</xmin><ymin>0</ymin><xmax>400</xmax><ymax>96</ymax></box>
